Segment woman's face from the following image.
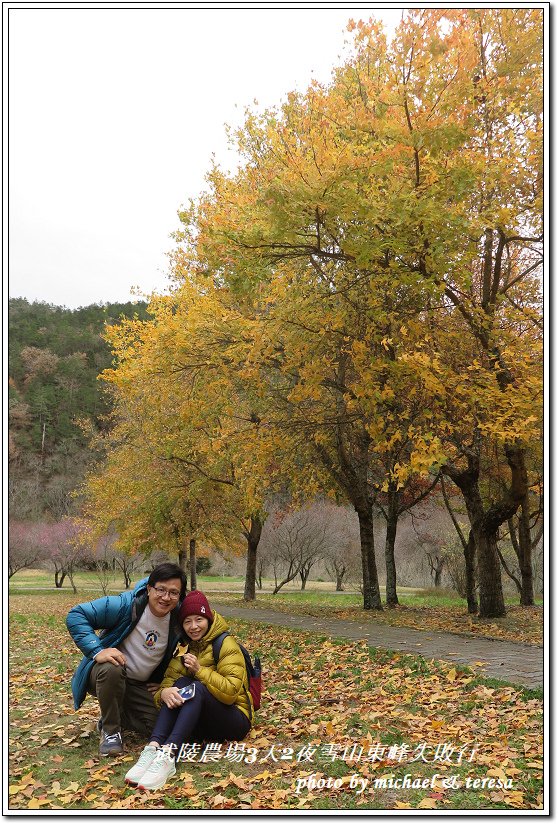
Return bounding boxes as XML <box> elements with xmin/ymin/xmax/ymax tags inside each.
<box><xmin>183</xmin><ymin>614</ymin><xmax>210</xmax><ymax>640</ymax></box>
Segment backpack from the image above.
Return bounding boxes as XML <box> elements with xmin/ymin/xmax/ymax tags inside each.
<box><xmin>211</xmin><ymin>632</ymin><xmax>262</xmax><ymax>713</ymax></box>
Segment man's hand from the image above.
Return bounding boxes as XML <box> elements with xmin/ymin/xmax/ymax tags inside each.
<box><xmin>94</xmin><ymin>648</ymin><xmax>126</xmax><ymax>666</ymax></box>
<box><xmin>146</xmin><ymin>682</ymin><xmax>160</xmax><ymax>695</ymax></box>
<box><xmin>160</xmin><ymin>687</ymin><xmax>186</xmax><ymax>709</ymax></box>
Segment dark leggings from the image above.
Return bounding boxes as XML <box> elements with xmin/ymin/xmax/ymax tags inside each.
<box><xmin>150</xmin><ymin>677</ymin><xmax>251</xmax><ymax>752</ymax></box>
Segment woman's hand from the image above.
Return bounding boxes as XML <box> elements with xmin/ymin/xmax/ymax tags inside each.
<box><xmin>182</xmin><ymin>653</ymin><xmax>200</xmax><ymax>673</ymax></box>
<box><xmin>160</xmin><ymin>687</ymin><xmax>186</xmax><ymax>709</ymax></box>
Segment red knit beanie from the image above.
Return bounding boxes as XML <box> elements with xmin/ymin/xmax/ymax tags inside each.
<box><xmin>179</xmin><ymin>590</ymin><xmax>213</xmax><ymax>624</ymax></box>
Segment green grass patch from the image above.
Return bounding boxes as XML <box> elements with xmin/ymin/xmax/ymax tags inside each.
<box><xmin>8</xmin><ymin>569</ymin><xmax>245</xmax><ymax>592</ymax></box>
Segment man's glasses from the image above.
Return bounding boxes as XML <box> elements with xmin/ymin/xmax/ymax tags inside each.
<box><xmin>151</xmin><ymin>585</ymin><xmax>180</xmax><ymax>600</ymax></box>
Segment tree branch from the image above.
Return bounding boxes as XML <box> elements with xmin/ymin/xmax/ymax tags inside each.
<box><xmin>440</xmin><ymin>474</ymin><xmax>468</xmax><ymax>552</ymax></box>
<box><xmin>161</xmin><ymin>455</ymin><xmax>236</xmax><ymax>487</ymax></box>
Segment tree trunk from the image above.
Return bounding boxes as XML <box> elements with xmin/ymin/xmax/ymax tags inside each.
<box><xmin>300</xmin><ymin>566</ymin><xmax>310</xmax><ymax>590</ymax></box>
<box><xmin>441</xmin><ymin>473</ymin><xmax>474</xmax><ymax>610</ymax></box>
<box><xmin>497</xmin><ymin>544</ymin><xmax>522</xmax><ymax>595</ymax></box>
<box><xmin>384</xmin><ymin>488</ymin><xmax>399</xmax><ymax>606</ymax></box>
<box><xmin>475</xmin><ymin>529</ymin><xmax>506</xmax><ymax>618</ymax></box>
<box><xmin>178</xmin><ymin>547</ymin><xmax>189</xmax><ymax>589</ymax></box>
<box><xmin>464</xmin><ymin>531</ymin><xmax>478</xmax><ymax>614</ymax></box>
<box><xmin>516</xmin><ymin>495</ymin><xmax>535</xmax><ymax>606</ymax></box>
<box><xmin>189</xmin><ymin>538</ymin><xmax>197</xmax><ymax>591</ymax></box>
<box><xmin>357</xmin><ymin>508</ymin><xmax>382</xmax><ymax>610</ymax></box>
<box><xmin>243</xmin><ymin>515</ymin><xmax>262</xmax><ymax>601</ymax></box>
<box><xmin>443</xmin><ymin>459</ymin><xmax>506</xmax><ymax>618</ymax></box>
<box><xmin>476</xmin><ymin>442</ymin><xmax>531</xmax><ymax>616</ymax></box>
<box><xmin>434</xmin><ymin>564</ymin><xmax>443</xmax><ymax>588</ymax></box>
<box><xmin>312</xmin><ymin>436</ymin><xmax>381</xmax><ymax>609</ymax></box>
<box><xmin>335</xmin><ymin>568</ymin><xmax>346</xmax><ymax>592</ymax></box>
<box><xmin>463</xmin><ymin>485</ymin><xmax>506</xmax><ymax>618</ymax></box>
<box><xmin>272</xmin><ymin>561</ymin><xmax>299</xmax><ymax>593</ymax></box>
<box><xmin>55</xmin><ymin>570</ymin><xmax>66</xmax><ymax>588</ymax></box>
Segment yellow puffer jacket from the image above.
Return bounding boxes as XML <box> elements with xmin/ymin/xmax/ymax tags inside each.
<box><xmin>154</xmin><ymin>611</ymin><xmax>253</xmax><ymax>721</ymax></box>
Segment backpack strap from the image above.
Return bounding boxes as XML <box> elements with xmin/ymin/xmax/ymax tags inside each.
<box><xmin>211</xmin><ymin>631</ymin><xmax>254</xmax><ymax>722</ymax></box>
<box><xmin>211</xmin><ymin>631</ymin><xmax>230</xmax><ymax>663</ymax></box>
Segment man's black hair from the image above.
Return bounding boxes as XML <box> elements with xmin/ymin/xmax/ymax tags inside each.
<box><xmin>148</xmin><ymin>563</ymin><xmax>187</xmax><ymax>600</ymax></box>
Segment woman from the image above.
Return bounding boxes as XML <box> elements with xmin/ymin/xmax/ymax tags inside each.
<box><xmin>124</xmin><ymin>591</ymin><xmax>253</xmax><ymax>791</ymax></box>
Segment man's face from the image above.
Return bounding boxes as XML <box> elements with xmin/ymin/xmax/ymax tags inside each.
<box><xmin>147</xmin><ymin>578</ymin><xmax>182</xmax><ymax>618</ymax></box>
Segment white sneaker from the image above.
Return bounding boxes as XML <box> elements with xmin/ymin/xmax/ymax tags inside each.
<box><xmin>137</xmin><ymin>749</ymin><xmax>177</xmax><ymax>791</ymax></box>
<box><xmin>124</xmin><ymin>745</ymin><xmax>159</xmax><ymax>785</ymax></box>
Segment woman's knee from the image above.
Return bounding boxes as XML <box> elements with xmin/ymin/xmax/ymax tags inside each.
<box><xmin>173</xmin><ymin>678</ymin><xmax>210</xmax><ymax>704</ymax></box>
<box><xmin>173</xmin><ymin>676</ymin><xmax>195</xmax><ymax>690</ymax></box>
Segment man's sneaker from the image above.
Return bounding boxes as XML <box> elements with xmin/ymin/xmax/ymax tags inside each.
<box><xmin>137</xmin><ymin>749</ymin><xmax>176</xmax><ymax>791</ymax></box>
<box><xmin>99</xmin><ymin>730</ymin><xmax>123</xmax><ymax>757</ymax></box>
<box><xmin>124</xmin><ymin>745</ymin><xmax>159</xmax><ymax>785</ymax></box>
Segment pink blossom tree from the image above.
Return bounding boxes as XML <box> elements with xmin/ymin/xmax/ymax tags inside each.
<box><xmin>8</xmin><ymin>521</ymin><xmax>46</xmax><ymax>578</ymax></box>
<box><xmin>46</xmin><ymin>519</ymin><xmax>88</xmax><ymax>592</ymax></box>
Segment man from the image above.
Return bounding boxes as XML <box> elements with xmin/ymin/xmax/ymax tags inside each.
<box><xmin>66</xmin><ymin>562</ymin><xmax>186</xmax><ymax>756</ymax></box>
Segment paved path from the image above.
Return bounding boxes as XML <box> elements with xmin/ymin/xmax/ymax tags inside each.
<box><xmin>211</xmin><ymin>601</ymin><xmax>544</xmax><ymax>690</ymax></box>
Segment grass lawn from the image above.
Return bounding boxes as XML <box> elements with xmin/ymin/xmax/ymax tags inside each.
<box><xmin>8</xmin><ymin>569</ymin><xmax>246</xmax><ymax>590</ymax></box>
<box><xmin>8</xmin><ymin>591</ymin><xmax>543</xmax><ymax>811</ymax></box>
<box><xmin>9</xmin><ymin>570</ymin><xmax>543</xmax><ymax>646</ymax></box>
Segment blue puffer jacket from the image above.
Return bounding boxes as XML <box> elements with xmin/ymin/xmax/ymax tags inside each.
<box><xmin>66</xmin><ymin>577</ymin><xmax>180</xmax><ymax>710</ymax></box>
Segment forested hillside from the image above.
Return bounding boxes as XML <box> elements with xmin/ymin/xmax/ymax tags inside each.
<box><xmin>8</xmin><ymin>297</ymin><xmax>151</xmax><ymax>519</ymax></box>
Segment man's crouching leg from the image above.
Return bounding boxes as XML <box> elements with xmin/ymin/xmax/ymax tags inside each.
<box><xmin>89</xmin><ymin>661</ymin><xmax>126</xmax><ymax>736</ymax></box>
<box><xmin>120</xmin><ymin>678</ymin><xmax>159</xmax><ymax>739</ymax></box>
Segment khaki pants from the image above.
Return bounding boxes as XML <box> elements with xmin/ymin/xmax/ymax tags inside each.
<box><xmin>88</xmin><ymin>661</ymin><xmax>159</xmax><ymax>737</ymax></box>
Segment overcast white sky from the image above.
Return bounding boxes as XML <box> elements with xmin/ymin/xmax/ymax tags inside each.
<box><xmin>7</xmin><ymin>4</ymin><xmax>401</xmax><ymax>309</ymax></box>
